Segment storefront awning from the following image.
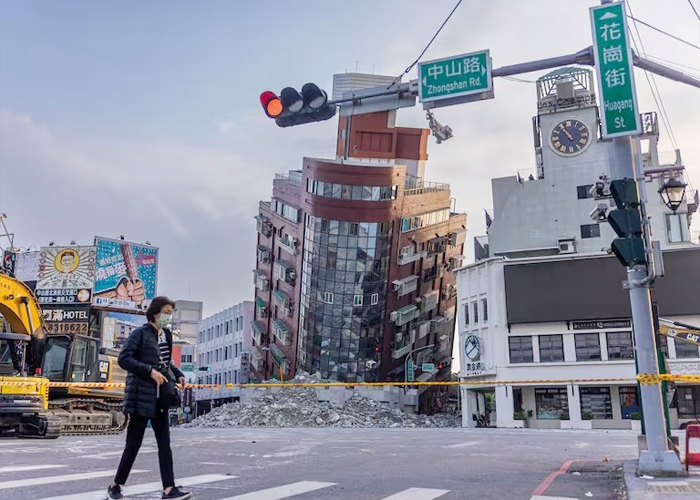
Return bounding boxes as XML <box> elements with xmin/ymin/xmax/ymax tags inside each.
<box><xmin>255</xmin><ymin>297</ymin><xmax>266</xmax><ymax>308</ymax></box>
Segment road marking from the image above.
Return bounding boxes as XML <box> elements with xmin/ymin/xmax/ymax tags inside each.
<box><xmin>445</xmin><ymin>441</ymin><xmax>480</xmax><ymax>449</ymax></box>
<box><xmin>78</xmin><ymin>448</ymin><xmax>157</xmax><ymax>459</ymax></box>
<box><xmin>531</xmin><ymin>496</ymin><xmax>579</xmax><ymax>500</ymax></box>
<box><xmin>0</xmin><ymin>464</ymin><xmax>67</xmax><ymax>473</ymax></box>
<box><xmin>0</xmin><ymin>469</ymin><xmax>148</xmax><ymax>490</ymax></box>
<box><xmin>36</xmin><ymin>473</ymin><xmax>235</xmax><ymax>500</ymax></box>
<box><xmin>531</xmin><ymin>460</ymin><xmax>575</xmax><ymax>497</ymax></box>
<box><xmin>219</xmin><ymin>481</ymin><xmax>336</xmax><ymax>499</ymax></box>
<box><xmin>380</xmin><ymin>487</ymin><xmax>451</xmax><ymax>500</ymax></box>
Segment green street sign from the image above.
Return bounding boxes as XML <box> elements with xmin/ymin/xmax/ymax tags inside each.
<box><xmin>590</xmin><ymin>2</ymin><xmax>641</xmax><ymax>138</ymax></box>
<box><xmin>181</xmin><ymin>363</ymin><xmax>194</xmax><ymax>372</ymax></box>
<box><xmin>418</xmin><ymin>50</ymin><xmax>492</xmax><ymax>103</ymax></box>
<box><xmin>407</xmin><ymin>359</ymin><xmax>415</xmax><ymax>382</ymax></box>
<box><xmin>421</xmin><ymin>363</ymin><xmax>435</xmax><ymax>372</ymax></box>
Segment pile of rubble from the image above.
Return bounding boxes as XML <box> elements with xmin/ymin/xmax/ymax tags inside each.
<box><xmin>187</xmin><ymin>373</ymin><xmax>460</xmax><ymax>429</ymax></box>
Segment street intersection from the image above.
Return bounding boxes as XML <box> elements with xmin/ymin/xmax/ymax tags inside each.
<box><xmin>0</xmin><ymin>427</ymin><xmax>636</xmax><ymax>500</ymax></box>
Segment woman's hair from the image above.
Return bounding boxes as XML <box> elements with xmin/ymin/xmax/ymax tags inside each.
<box><xmin>146</xmin><ymin>296</ymin><xmax>176</xmax><ymax>322</ymax></box>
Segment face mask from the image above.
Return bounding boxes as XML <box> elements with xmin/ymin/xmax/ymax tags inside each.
<box><xmin>156</xmin><ymin>314</ymin><xmax>172</xmax><ymax>328</ymax></box>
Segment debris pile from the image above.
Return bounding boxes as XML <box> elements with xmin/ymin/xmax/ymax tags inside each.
<box><xmin>187</xmin><ymin>373</ymin><xmax>460</xmax><ymax>429</ymax></box>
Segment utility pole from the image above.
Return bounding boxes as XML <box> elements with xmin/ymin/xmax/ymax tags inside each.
<box><xmin>595</xmin><ymin>0</ymin><xmax>681</xmax><ymax>473</ymax></box>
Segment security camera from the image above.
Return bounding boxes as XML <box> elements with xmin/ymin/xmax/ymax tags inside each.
<box><xmin>589</xmin><ymin>175</ymin><xmax>611</xmax><ymax>199</ymax></box>
<box><xmin>426</xmin><ymin>110</ymin><xmax>453</xmax><ymax>144</ymax></box>
<box><xmin>365</xmin><ymin>360</ymin><xmax>378</xmax><ymax>369</ymax></box>
<box><xmin>589</xmin><ymin>203</ymin><xmax>610</xmax><ymax>222</ymax></box>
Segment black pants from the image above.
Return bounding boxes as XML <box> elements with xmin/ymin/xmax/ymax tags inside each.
<box><xmin>114</xmin><ymin>407</ymin><xmax>174</xmax><ymax>489</ymax></box>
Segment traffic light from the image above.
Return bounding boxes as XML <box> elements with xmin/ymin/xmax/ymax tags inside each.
<box><xmin>608</xmin><ymin>179</ymin><xmax>646</xmax><ymax>267</ymax></box>
<box><xmin>260</xmin><ymin>83</ymin><xmax>336</xmax><ymax>128</ymax></box>
<box><xmin>198</xmin><ymin>366</ymin><xmax>211</xmax><ymax>372</ymax></box>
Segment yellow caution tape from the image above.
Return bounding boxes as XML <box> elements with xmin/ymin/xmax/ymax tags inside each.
<box><xmin>1</xmin><ymin>373</ymin><xmax>698</xmax><ymax>390</ymax></box>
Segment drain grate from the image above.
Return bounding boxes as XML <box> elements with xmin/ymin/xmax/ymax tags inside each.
<box><xmin>648</xmin><ymin>481</ymin><xmax>700</xmax><ymax>493</ymax></box>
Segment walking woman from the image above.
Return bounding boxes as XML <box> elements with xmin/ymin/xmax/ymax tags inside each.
<box><xmin>107</xmin><ymin>296</ymin><xmax>192</xmax><ymax>500</ymax></box>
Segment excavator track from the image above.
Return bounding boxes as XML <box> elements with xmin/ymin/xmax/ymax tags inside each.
<box><xmin>17</xmin><ymin>414</ymin><xmax>61</xmax><ymax>439</ymax></box>
<box><xmin>48</xmin><ymin>398</ymin><xmax>127</xmax><ymax>436</ymax></box>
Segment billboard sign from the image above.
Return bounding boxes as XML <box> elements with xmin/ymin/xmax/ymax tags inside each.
<box><xmin>36</xmin><ymin>246</ymin><xmax>95</xmax><ymax>305</ymax></box>
<box><xmin>42</xmin><ymin>305</ymin><xmax>90</xmax><ymax>335</ymax></box>
<box><xmin>14</xmin><ymin>251</ymin><xmax>40</xmax><ymax>289</ymax></box>
<box><xmin>2</xmin><ymin>250</ymin><xmax>16</xmax><ymax>275</ymax></box>
<box><xmin>93</xmin><ymin>237</ymin><xmax>159</xmax><ymax>311</ymax></box>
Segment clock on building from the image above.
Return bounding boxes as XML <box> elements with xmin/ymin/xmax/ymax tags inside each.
<box><xmin>549</xmin><ymin>118</ymin><xmax>591</xmax><ymax>156</ymax></box>
<box><xmin>465</xmin><ymin>335</ymin><xmax>480</xmax><ymax>361</ymax></box>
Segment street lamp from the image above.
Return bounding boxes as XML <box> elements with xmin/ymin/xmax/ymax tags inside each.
<box><xmin>658</xmin><ymin>178</ymin><xmax>687</xmax><ymax>213</ymax></box>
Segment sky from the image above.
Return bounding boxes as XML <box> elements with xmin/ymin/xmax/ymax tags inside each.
<box><xmin>0</xmin><ymin>0</ymin><xmax>698</xmax><ymax>318</ymax></box>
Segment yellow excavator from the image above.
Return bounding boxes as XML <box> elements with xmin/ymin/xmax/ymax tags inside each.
<box><xmin>0</xmin><ymin>272</ymin><xmax>127</xmax><ymax>438</ymax></box>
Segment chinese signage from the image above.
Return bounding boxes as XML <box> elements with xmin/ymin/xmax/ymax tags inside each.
<box><xmin>572</xmin><ymin>319</ymin><xmax>631</xmax><ymax>330</ymax></box>
<box><xmin>93</xmin><ymin>237</ymin><xmax>159</xmax><ymax>311</ymax></box>
<box><xmin>463</xmin><ymin>361</ymin><xmax>484</xmax><ymax>378</ymax></box>
<box><xmin>418</xmin><ymin>50</ymin><xmax>492</xmax><ymax>103</ymax></box>
<box><xmin>42</xmin><ymin>305</ymin><xmax>90</xmax><ymax>335</ymax></box>
<box><xmin>590</xmin><ymin>2</ymin><xmax>641</xmax><ymax>137</ymax></box>
<box><xmin>36</xmin><ymin>288</ymin><xmax>92</xmax><ymax>305</ymax></box>
<box><xmin>36</xmin><ymin>246</ymin><xmax>95</xmax><ymax>305</ymax></box>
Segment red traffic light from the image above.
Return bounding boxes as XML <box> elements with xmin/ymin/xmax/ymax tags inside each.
<box><xmin>438</xmin><ymin>363</ymin><xmax>444</xmax><ymax>370</ymax></box>
<box><xmin>260</xmin><ymin>91</ymin><xmax>283</xmax><ymax>118</ymax></box>
<box><xmin>374</xmin><ymin>347</ymin><xmax>380</xmax><ymax>353</ymax></box>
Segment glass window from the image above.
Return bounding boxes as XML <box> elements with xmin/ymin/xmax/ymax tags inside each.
<box><xmin>675</xmin><ymin>339</ymin><xmax>700</xmax><ymax>359</ymax></box>
<box><xmin>371</xmin><ymin>293</ymin><xmax>379</xmax><ymax>305</ymax></box>
<box><xmin>352</xmin><ymin>185</ymin><xmax>363</xmax><ymax>200</ymax></box>
<box><xmin>473</xmin><ymin>302</ymin><xmax>479</xmax><ymax>323</ymax></box>
<box><xmin>577</xmin><ymin>185</ymin><xmax>593</xmax><ymax>199</ymax></box>
<box><xmin>324</xmin><ymin>292</ymin><xmax>334</xmax><ymax>304</ymax></box>
<box><xmin>332</xmin><ymin>183</ymin><xmax>342</xmax><ymax>198</ymax></box>
<box><xmin>481</xmin><ymin>298</ymin><xmax>488</xmax><ymax>322</ymax></box>
<box><xmin>619</xmin><ymin>386</ymin><xmax>640</xmax><ymax>419</ymax></box>
<box><xmin>371</xmin><ymin>187</ymin><xmax>380</xmax><ymax>201</ymax></box>
<box><xmin>580</xmin><ymin>224</ymin><xmax>601</xmax><ymax>239</ymax></box>
<box><xmin>677</xmin><ymin>386</ymin><xmax>700</xmax><ymax>419</ymax></box>
<box><xmin>353</xmin><ymin>294</ymin><xmax>363</xmax><ymax>306</ymax></box>
<box><xmin>509</xmin><ymin>336</ymin><xmax>534</xmax><ymax>363</ymax></box>
<box><xmin>666</xmin><ymin>213</ymin><xmax>685</xmax><ymax>243</ymax></box>
<box><xmin>580</xmin><ymin>387</ymin><xmax>613</xmax><ymax>419</ymax></box>
<box><xmin>575</xmin><ymin>333</ymin><xmax>601</xmax><ymax>361</ymax></box>
<box><xmin>535</xmin><ymin>388</ymin><xmax>569</xmax><ymax>420</ymax></box>
<box><xmin>463</xmin><ymin>303</ymin><xmax>470</xmax><ymax>326</ymax></box>
<box><xmin>539</xmin><ymin>335</ymin><xmax>564</xmax><ymax>362</ymax></box>
<box><xmin>606</xmin><ymin>331</ymin><xmax>634</xmax><ymax>359</ymax></box>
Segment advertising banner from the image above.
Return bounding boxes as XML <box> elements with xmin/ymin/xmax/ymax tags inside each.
<box><xmin>41</xmin><ymin>305</ymin><xmax>90</xmax><ymax>335</ymax></box>
<box><xmin>100</xmin><ymin>311</ymin><xmax>144</xmax><ymax>348</ymax></box>
<box><xmin>2</xmin><ymin>250</ymin><xmax>16</xmax><ymax>275</ymax></box>
<box><xmin>36</xmin><ymin>246</ymin><xmax>95</xmax><ymax>305</ymax></box>
<box><xmin>14</xmin><ymin>251</ymin><xmax>40</xmax><ymax>289</ymax></box>
<box><xmin>93</xmin><ymin>237</ymin><xmax>159</xmax><ymax>311</ymax></box>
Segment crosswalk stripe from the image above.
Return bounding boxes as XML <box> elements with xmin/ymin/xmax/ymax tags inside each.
<box><xmin>219</xmin><ymin>481</ymin><xmax>337</xmax><ymax>500</ymax></box>
<box><xmin>530</xmin><ymin>496</ymin><xmax>579</xmax><ymax>500</ymax></box>
<box><xmin>0</xmin><ymin>465</ymin><xmax>67</xmax><ymax>473</ymax></box>
<box><xmin>0</xmin><ymin>469</ymin><xmax>148</xmax><ymax>490</ymax></box>
<box><xmin>380</xmin><ymin>488</ymin><xmax>451</xmax><ymax>500</ymax></box>
<box><xmin>35</xmin><ymin>473</ymin><xmax>235</xmax><ymax>500</ymax></box>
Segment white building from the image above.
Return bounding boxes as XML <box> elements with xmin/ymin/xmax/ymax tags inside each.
<box><xmin>456</xmin><ymin>67</ymin><xmax>699</xmax><ymax>430</ymax></box>
<box><xmin>172</xmin><ymin>300</ymin><xmax>203</xmax><ymax>344</ymax></box>
<box><xmin>195</xmin><ymin>301</ymin><xmax>253</xmax><ymax>411</ymax></box>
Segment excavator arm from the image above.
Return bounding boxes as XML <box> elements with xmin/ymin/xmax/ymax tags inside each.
<box><xmin>659</xmin><ymin>318</ymin><xmax>700</xmax><ymax>347</ymax></box>
<box><xmin>0</xmin><ymin>273</ymin><xmax>46</xmax><ymax>373</ymax></box>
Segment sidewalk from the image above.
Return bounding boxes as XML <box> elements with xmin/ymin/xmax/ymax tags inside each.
<box><xmin>623</xmin><ymin>461</ymin><xmax>700</xmax><ymax>500</ymax></box>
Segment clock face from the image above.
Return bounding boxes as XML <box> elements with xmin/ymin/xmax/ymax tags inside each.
<box><xmin>465</xmin><ymin>335</ymin><xmax>480</xmax><ymax>361</ymax></box>
<box><xmin>549</xmin><ymin>119</ymin><xmax>591</xmax><ymax>156</ymax></box>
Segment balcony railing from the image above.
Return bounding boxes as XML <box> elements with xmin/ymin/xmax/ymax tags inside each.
<box><xmin>642</xmin><ymin>149</ymin><xmax>682</xmax><ymax>169</ymax></box>
<box><xmin>404</xmin><ymin>180</ymin><xmax>450</xmax><ymax>196</ymax></box>
<box><xmin>274</xmin><ymin>173</ymin><xmax>302</xmax><ymax>187</ymax></box>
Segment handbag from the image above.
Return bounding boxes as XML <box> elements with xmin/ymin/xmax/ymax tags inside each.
<box><xmin>157</xmin><ymin>366</ymin><xmax>182</xmax><ymax>409</ymax></box>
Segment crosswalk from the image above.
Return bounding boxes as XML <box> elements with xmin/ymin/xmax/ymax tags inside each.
<box><xmin>0</xmin><ymin>463</ymin><xmax>580</xmax><ymax>499</ymax></box>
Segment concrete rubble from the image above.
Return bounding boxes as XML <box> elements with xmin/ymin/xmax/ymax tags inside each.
<box><xmin>187</xmin><ymin>373</ymin><xmax>460</xmax><ymax>428</ymax></box>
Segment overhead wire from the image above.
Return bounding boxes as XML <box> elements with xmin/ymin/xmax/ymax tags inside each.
<box><xmin>388</xmin><ymin>0</ymin><xmax>464</xmax><ymax>88</ymax></box>
<box><xmin>626</xmin><ymin>1</ymin><xmax>679</xmax><ymax>150</ymax></box>
<box><xmin>626</xmin><ymin>15</ymin><xmax>700</xmax><ymax>50</ymax></box>
<box><xmin>644</xmin><ymin>54</ymin><xmax>700</xmax><ymax>76</ymax></box>
<box><xmin>686</xmin><ymin>0</ymin><xmax>700</xmax><ymax>21</ymax></box>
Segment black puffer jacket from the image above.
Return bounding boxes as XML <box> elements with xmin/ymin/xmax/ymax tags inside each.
<box><xmin>119</xmin><ymin>324</ymin><xmax>184</xmax><ymax>418</ymax></box>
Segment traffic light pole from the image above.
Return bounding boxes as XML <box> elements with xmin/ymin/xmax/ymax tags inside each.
<box><xmin>608</xmin><ymin>137</ymin><xmax>682</xmax><ymax>472</ymax></box>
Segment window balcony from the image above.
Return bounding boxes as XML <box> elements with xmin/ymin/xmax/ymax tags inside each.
<box><xmin>278</xmin><ymin>236</ymin><xmax>299</xmax><ymax>256</ymax></box>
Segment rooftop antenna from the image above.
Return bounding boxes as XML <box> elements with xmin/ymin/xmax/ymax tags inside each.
<box><xmin>0</xmin><ymin>213</ymin><xmax>15</xmax><ymax>252</ymax></box>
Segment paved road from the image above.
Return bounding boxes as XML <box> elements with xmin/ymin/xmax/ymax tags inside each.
<box><xmin>0</xmin><ymin>427</ymin><xmax>636</xmax><ymax>500</ymax></box>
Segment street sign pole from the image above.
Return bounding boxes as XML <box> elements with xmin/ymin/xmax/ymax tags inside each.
<box><xmin>591</xmin><ymin>0</ymin><xmax>681</xmax><ymax>473</ymax></box>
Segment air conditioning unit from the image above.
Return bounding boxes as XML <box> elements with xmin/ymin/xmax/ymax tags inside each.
<box><xmin>557</xmin><ymin>238</ymin><xmax>577</xmax><ymax>255</ymax></box>
<box><xmin>390</xmin><ymin>311</ymin><xmax>398</xmax><ymax>322</ymax></box>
